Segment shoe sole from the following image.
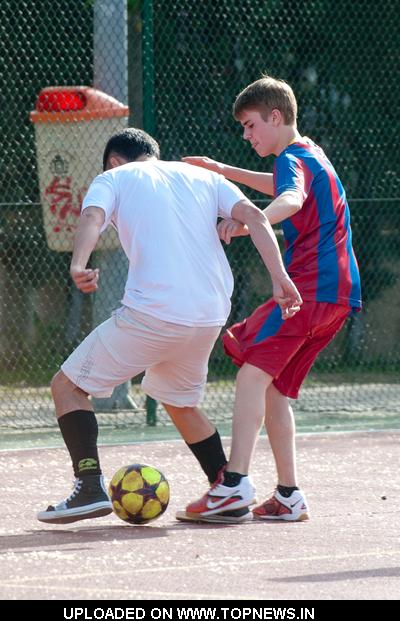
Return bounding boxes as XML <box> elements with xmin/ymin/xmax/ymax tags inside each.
<box><xmin>176</xmin><ymin>510</ymin><xmax>253</xmax><ymax>524</ymax></box>
<box><xmin>191</xmin><ymin>497</ymin><xmax>257</xmax><ymax>517</ymax></box>
<box><xmin>37</xmin><ymin>504</ymin><xmax>113</xmax><ymax>525</ymax></box>
<box><xmin>253</xmin><ymin>512</ymin><xmax>310</xmax><ymax>522</ymax></box>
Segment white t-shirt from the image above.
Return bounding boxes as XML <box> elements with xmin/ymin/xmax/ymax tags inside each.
<box><xmin>82</xmin><ymin>160</ymin><xmax>246</xmax><ymax>326</ymax></box>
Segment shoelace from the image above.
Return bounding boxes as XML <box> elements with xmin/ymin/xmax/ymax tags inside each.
<box><xmin>66</xmin><ymin>479</ymin><xmax>83</xmax><ymax>502</ymax></box>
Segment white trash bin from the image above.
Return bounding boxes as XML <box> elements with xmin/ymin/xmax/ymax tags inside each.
<box><xmin>30</xmin><ymin>86</ymin><xmax>129</xmax><ymax>252</ymax></box>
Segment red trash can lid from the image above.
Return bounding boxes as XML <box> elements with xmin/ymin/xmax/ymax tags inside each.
<box><xmin>30</xmin><ymin>86</ymin><xmax>129</xmax><ymax>123</ymax></box>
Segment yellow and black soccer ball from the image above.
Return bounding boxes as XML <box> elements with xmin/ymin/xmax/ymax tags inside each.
<box><xmin>109</xmin><ymin>464</ymin><xmax>170</xmax><ymax>524</ymax></box>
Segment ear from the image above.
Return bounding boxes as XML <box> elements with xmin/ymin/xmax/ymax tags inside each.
<box><xmin>270</xmin><ymin>108</ymin><xmax>283</xmax><ymax>126</ymax></box>
<box><xmin>108</xmin><ymin>155</ymin><xmax>124</xmax><ymax>170</ymax></box>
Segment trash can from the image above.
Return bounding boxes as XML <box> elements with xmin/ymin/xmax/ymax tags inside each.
<box><xmin>30</xmin><ymin>86</ymin><xmax>129</xmax><ymax>252</ymax></box>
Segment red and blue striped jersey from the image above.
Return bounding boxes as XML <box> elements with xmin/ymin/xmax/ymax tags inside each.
<box><xmin>273</xmin><ymin>138</ymin><xmax>362</xmax><ymax>310</ymax></box>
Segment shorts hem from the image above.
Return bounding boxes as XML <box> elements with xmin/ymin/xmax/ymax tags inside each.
<box><xmin>222</xmin><ymin>345</ymin><xmax>301</xmax><ymax>399</ymax></box>
<box><xmin>242</xmin><ymin>355</ymin><xmax>280</xmax><ymax>380</ymax></box>
<box><xmin>142</xmin><ymin>383</ymin><xmax>202</xmax><ymax>408</ymax></box>
<box><xmin>272</xmin><ymin>379</ymin><xmax>299</xmax><ymax>400</ymax></box>
<box><xmin>60</xmin><ymin>364</ymin><xmax>113</xmax><ymax>399</ymax></box>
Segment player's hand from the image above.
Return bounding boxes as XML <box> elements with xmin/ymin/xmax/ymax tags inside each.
<box><xmin>218</xmin><ymin>218</ymin><xmax>249</xmax><ymax>244</ymax></box>
<box><xmin>272</xmin><ymin>275</ymin><xmax>303</xmax><ymax>320</ymax></box>
<box><xmin>182</xmin><ymin>156</ymin><xmax>221</xmax><ymax>173</ymax></box>
<box><xmin>70</xmin><ymin>267</ymin><xmax>100</xmax><ymax>293</ymax></box>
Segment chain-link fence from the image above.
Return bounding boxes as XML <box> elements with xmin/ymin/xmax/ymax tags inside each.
<box><xmin>1</xmin><ymin>0</ymin><xmax>399</xmax><ymax>431</ymax></box>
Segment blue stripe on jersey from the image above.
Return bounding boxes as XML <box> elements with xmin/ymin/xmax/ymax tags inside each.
<box><xmin>254</xmin><ymin>304</ymin><xmax>283</xmax><ymax>344</ymax></box>
<box><xmin>275</xmin><ymin>153</ymin><xmax>300</xmax><ymax>194</ymax></box>
<box><xmin>345</xmin><ymin>217</ymin><xmax>362</xmax><ymax>305</ymax></box>
<box><xmin>281</xmin><ymin>218</ymin><xmax>299</xmax><ymax>270</ymax></box>
<box><xmin>315</xmin><ymin>170</ymin><xmax>346</xmax><ymax>303</ymax></box>
<box><xmin>316</xmin><ymin>220</ymin><xmax>339</xmax><ymax>303</ymax></box>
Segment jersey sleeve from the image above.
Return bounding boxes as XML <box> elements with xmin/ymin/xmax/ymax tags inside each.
<box><xmin>274</xmin><ymin>153</ymin><xmax>313</xmax><ymax>202</ymax></box>
<box><xmin>81</xmin><ymin>172</ymin><xmax>116</xmax><ymax>233</ymax></box>
<box><xmin>217</xmin><ymin>176</ymin><xmax>248</xmax><ymax>218</ymax></box>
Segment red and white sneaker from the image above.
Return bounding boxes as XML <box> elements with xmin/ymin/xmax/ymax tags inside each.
<box><xmin>176</xmin><ymin>506</ymin><xmax>253</xmax><ymax>524</ymax></box>
<box><xmin>182</xmin><ymin>472</ymin><xmax>256</xmax><ymax>518</ymax></box>
<box><xmin>253</xmin><ymin>489</ymin><xmax>310</xmax><ymax>522</ymax></box>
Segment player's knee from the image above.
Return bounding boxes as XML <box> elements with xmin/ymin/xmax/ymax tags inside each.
<box><xmin>50</xmin><ymin>370</ymin><xmax>74</xmax><ymax>399</ymax></box>
<box><xmin>238</xmin><ymin>363</ymin><xmax>272</xmax><ymax>385</ymax></box>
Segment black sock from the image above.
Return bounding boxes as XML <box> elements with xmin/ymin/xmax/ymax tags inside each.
<box><xmin>223</xmin><ymin>471</ymin><xmax>246</xmax><ymax>487</ymax></box>
<box><xmin>186</xmin><ymin>430</ymin><xmax>227</xmax><ymax>484</ymax></box>
<box><xmin>58</xmin><ymin>410</ymin><xmax>102</xmax><ymax>478</ymax></box>
<box><xmin>277</xmin><ymin>484</ymin><xmax>299</xmax><ymax>498</ymax></box>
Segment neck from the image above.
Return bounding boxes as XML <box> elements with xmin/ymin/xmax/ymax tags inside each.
<box><xmin>274</xmin><ymin>126</ymin><xmax>302</xmax><ymax>156</ymax></box>
<box><xmin>135</xmin><ymin>154</ymin><xmax>157</xmax><ymax>162</ymax></box>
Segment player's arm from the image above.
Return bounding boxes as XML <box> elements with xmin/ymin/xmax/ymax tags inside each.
<box><xmin>262</xmin><ymin>190</ymin><xmax>303</xmax><ymax>225</ymax></box>
<box><xmin>70</xmin><ymin>206</ymin><xmax>105</xmax><ymax>293</ymax></box>
<box><xmin>231</xmin><ymin>199</ymin><xmax>302</xmax><ymax>319</ymax></box>
<box><xmin>182</xmin><ymin>156</ymin><xmax>274</xmax><ymax>196</ymax></box>
<box><xmin>219</xmin><ymin>189</ymin><xmax>303</xmax><ymax>243</ymax></box>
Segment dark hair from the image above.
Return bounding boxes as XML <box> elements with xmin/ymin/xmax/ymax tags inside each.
<box><xmin>102</xmin><ymin>127</ymin><xmax>160</xmax><ymax>170</ymax></box>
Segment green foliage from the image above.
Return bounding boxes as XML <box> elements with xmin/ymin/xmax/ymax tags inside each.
<box><xmin>0</xmin><ymin>322</ymin><xmax>67</xmax><ymax>386</ymax></box>
<box><xmin>127</xmin><ymin>0</ymin><xmax>142</xmax><ymax>13</ymax></box>
<box><xmin>0</xmin><ymin>205</ymin><xmax>71</xmax><ymax>287</ymax></box>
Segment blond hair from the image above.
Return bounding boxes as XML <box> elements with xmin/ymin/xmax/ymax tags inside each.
<box><xmin>233</xmin><ymin>75</ymin><xmax>298</xmax><ymax>125</ymax></box>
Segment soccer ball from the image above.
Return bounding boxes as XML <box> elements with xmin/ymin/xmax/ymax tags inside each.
<box><xmin>108</xmin><ymin>463</ymin><xmax>170</xmax><ymax>524</ymax></box>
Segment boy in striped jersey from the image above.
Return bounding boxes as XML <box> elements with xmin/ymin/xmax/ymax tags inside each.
<box><xmin>179</xmin><ymin>75</ymin><xmax>362</xmax><ymax>523</ymax></box>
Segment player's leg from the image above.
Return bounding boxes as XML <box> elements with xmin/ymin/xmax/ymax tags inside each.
<box><xmin>252</xmin><ymin>383</ymin><xmax>309</xmax><ymax>521</ymax></box>
<box><xmin>38</xmin><ymin>307</ymin><xmax>162</xmax><ymax>525</ymax></box>
<box><xmin>181</xmin><ymin>363</ymin><xmax>272</xmax><ymax>521</ymax></box>
<box><xmin>166</xmin><ymin>401</ymin><xmax>255</xmax><ymax>524</ymax></box>
<box><xmin>163</xmin><ymin>404</ymin><xmax>215</xmax><ymax>445</ymax></box>
<box><xmin>252</xmin><ymin>303</ymin><xmax>351</xmax><ymax>521</ymax></box>
<box><xmin>182</xmin><ymin>298</ymin><xmax>306</xmax><ymax>521</ymax></box>
<box><xmin>163</xmin><ymin>404</ymin><xmax>227</xmax><ymax>485</ymax></box>
<box><xmin>51</xmin><ymin>369</ymin><xmax>92</xmax><ymax>417</ymax></box>
<box><xmin>51</xmin><ymin>371</ymin><xmax>101</xmax><ymax>478</ymax></box>
<box><xmin>37</xmin><ymin>370</ymin><xmax>113</xmax><ymax>524</ymax></box>
<box><xmin>228</xmin><ymin>363</ymin><xmax>273</xmax><ymax>474</ymax></box>
<box><xmin>165</xmin><ymin>403</ymin><xmax>255</xmax><ymax>524</ymax></box>
<box><xmin>264</xmin><ymin>383</ymin><xmax>297</xmax><ymax>487</ymax></box>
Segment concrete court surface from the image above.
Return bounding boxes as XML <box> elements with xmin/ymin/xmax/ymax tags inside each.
<box><xmin>0</xmin><ymin>430</ymin><xmax>399</xmax><ymax>601</ymax></box>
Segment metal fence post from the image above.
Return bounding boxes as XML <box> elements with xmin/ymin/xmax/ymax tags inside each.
<box><xmin>142</xmin><ymin>0</ymin><xmax>155</xmax><ymax>135</ymax></box>
<box><xmin>146</xmin><ymin>396</ymin><xmax>157</xmax><ymax>426</ymax></box>
<box><xmin>142</xmin><ymin>0</ymin><xmax>158</xmax><ymax>425</ymax></box>
<box><xmin>91</xmin><ymin>0</ymin><xmax>136</xmax><ymax>412</ymax></box>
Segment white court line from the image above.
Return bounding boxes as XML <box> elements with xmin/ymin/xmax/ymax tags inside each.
<box><xmin>1</xmin><ymin>549</ymin><xmax>398</xmax><ymax>600</ymax></box>
<box><xmin>3</xmin><ymin>548</ymin><xmax>399</xmax><ymax>583</ymax></box>
<box><xmin>0</xmin><ymin>582</ymin><xmax>260</xmax><ymax>600</ymax></box>
<box><xmin>1</xmin><ymin>427</ymin><xmax>399</xmax><ymax>453</ymax></box>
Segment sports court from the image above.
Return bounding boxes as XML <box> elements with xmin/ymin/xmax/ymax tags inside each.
<box><xmin>0</xmin><ymin>426</ymin><xmax>399</xmax><ymax>601</ymax></box>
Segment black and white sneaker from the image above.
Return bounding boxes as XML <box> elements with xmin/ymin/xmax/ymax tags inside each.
<box><xmin>37</xmin><ymin>475</ymin><xmax>112</xmax><ymax>524</ymax></box>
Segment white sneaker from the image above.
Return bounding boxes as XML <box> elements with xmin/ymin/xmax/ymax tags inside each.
<box><xmin>185</xmin><ymin>474</ymin><xmax>256</xmax><ymax>517</ymax></box>
<box><xmin>253</xmin><ymin>488</ymin><xmax>310</xmax><ymax>521</ymax></box>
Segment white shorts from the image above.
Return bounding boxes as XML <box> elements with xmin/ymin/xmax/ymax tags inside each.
<box><xmin>61</xmin><ymin>306</ymin><xmax>221</xmax><ymax>407</ymax></box>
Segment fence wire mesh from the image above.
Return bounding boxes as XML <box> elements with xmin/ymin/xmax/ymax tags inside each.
<box><xmin>0</xmin><ymin>0</ymin><xmax>399</xmax><ymax>432</ymax></box>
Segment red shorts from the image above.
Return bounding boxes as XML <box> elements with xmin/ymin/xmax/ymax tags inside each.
<box><xmin>222</xmin><ymin>300</ymin><xmax>350</xmax><ymax>399</ymax></box>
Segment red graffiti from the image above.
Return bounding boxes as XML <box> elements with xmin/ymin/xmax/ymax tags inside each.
<box><xmin>45</xmin><ymin>176</ymin><xmax>87</xmax><ymax>233</ymax></box>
